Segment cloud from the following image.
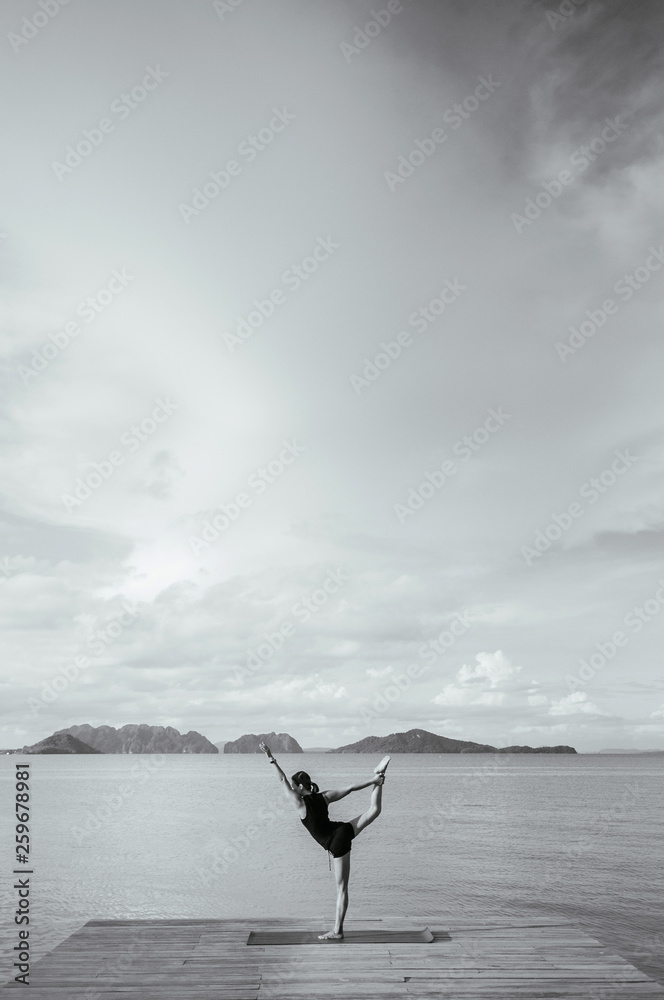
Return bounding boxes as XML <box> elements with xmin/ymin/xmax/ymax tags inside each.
<box><xmin>3</xmin><ymin>0</ymin><xmax>664</xmax><ymax>753</ymax></box>
<box><xmin>366</xmin><ymin>666</ymin><xmax>393</xmax><ymax>679</ymax></box>
<box><xmin>138</xmin><ymin>450</ymin><xmax>185</xmax><ymax>501</ymax></box>
<box><xmin>227</xmin><ymin>674</ymin><xmax>348</xmax><ymax>706</ymax></box>
<box><xmin>458</xmin><ymin>650</ymin><xmax>521</xmax><ymax>687</ymax></box>
<box><xmin>548</xmin><ymin>691</ymin><xmax>608</xmax><ymax>715</ymax></box>
<box><xmin>523</xmin><ymin>0</ymin><xmax>664</xmax><ymax>178</ymax></box>
<box><xmin>433</xmin><ymin>650</ymin><xmax>522</xmax><ymax>707</ymax></box>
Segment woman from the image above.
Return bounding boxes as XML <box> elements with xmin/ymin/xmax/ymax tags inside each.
<box><xmin>259</xmin><ymin>741</ymin><xmax>390</xmax><ymax>940</ymax></box>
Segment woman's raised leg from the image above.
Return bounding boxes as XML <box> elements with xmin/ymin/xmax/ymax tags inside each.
<box><xmin>374</xmin><ymin>755</ymin><xmax>390</xmax><ymax>774</ymax></box>
<box><xmin>349</xmin><ymin>773</ymin><xmax>384</xmax><ymax>837</ymax></box>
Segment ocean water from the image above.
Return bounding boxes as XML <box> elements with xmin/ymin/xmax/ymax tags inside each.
<box><xmin>0</xmin><ymin>752</ymin><xmax>662</xmax><ymax>986</ymax></box>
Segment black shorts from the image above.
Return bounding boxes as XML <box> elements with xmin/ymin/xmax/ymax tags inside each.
<box><xmin>325</xmin><ymin>821</ymin><xmax>355</xmax><ymax>859</ymax></box>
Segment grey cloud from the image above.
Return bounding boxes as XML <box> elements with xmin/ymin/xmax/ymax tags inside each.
<box><xmin>523</xmin><ymin>0</ymin><xmax>664</xmax><ymax>175</ymax></box>
<box><xmin>0</xmin><ymin>504</ymin><xmax>133</xmax><ymax>566</ymax></box>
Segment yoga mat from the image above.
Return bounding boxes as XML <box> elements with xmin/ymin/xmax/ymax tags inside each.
<box><xmin>247</xmin><ymin>927</ymin><xmax>440</xmax><ymax>945</ymax></box>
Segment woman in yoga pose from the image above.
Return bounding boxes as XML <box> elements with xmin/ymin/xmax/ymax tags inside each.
<box><xmin>259</xmin><ymin>741</ymin><xmax>390</xmax><ymax>940</ymax></box>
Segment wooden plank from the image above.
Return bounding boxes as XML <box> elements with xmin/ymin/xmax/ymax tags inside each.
<box><xmin>2</xmin><ymin>916</ymin><xmax>662</xmax><ymax>998</ymax></box>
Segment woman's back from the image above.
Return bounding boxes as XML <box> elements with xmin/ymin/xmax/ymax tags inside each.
<box><xmin>300</xmin><ymin>791</ymin><xmax>333</xmax><ymax>845</ymax></box>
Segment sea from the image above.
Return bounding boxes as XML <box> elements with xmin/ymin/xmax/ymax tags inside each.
<box><xmin>0</xmin><ymin>752</ymin><xmax>662</xmax><ymax>986</ymax></box>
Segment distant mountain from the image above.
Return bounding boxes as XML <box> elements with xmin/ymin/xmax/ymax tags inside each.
<box><xmin>496</xmin><ymin>744</ymin><xmax>577</xmax><ymax>754</ymax></box>
<box><xmin>224</xmin><ymin>731</ymin><xmax>303</xmax><ymax>754</ymax></box>
<box><xmin>328</xmin><ymin>729</ymin><xmax>497</xmax><ymax>754</ymax></box>
<box><xmin>54</xmin><ymin>724</ymin><xmax>218</xmax><ymax>753</ymax></box>
<box><xmin>597</xmin><ymin>747</ymin><xmax>664</xmax><ymax>754</ymax></box>
<box><xmin>328</xmin><ymin>729</ymin><xmax>576</xmax><ymax>754</ymax></box>
<box><xmin>20</xmin><ymin>733</ymin><xmax>102</xmax><ymax>755</ymax></box>
<box><xmin>214</xmin><ymin>741</ymin><xmax>228</xmax><ymax>751</ymax></box>
<box><xmin>303</xmin><ymin>747</ymin><xmax>334</xmax><ymax>752</ymax></box>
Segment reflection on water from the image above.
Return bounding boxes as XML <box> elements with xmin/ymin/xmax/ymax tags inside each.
<box><xmin>0</xmin><ymin>753</ymin><xmax>662</xmax><ymax>984</ymax></box>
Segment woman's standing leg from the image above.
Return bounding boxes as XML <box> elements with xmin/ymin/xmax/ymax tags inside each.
<box><xmin>318</xmin><ymin>853</ymin><xmax>351</xmax><ymax>940</ymax></box>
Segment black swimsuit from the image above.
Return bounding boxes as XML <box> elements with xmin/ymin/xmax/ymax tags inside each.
<box><xmin>300</xmin><ymin>791</ymin><xmax>355</xmax><ymax>858</ymax></box>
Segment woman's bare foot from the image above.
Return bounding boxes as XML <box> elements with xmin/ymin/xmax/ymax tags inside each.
<box><xmin>374</xmin><ymin>755</ymin><xmax>390</xmax><ymax>775</ymax></box>
<box><xmin>318</xmin><ymin>929</ymin><xmax>344</xmax><ymax>940</ymax></box>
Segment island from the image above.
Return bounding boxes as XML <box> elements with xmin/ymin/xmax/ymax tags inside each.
<box><xmin>9</xmin><ymin>725</ymin><xmax>577</xmax><ymax>756</ymax></box>
<box><xmin>53</xmin><ymin>724</ymin><xmax>218</xmax><ymax>753</ymax></box>
<box><xmin>497</xmin><ymin>744</ymin><xmax>577</xmax><ymax>754</ymax></box>
<box><xmin>19</xmin><ymin>733</ymin><xmax>103</xmax><ymax>755</ymax></box>
<box><xmin>327</xmin><ymin>729</ymin><xmax>577</xmax><ymax>754</ymax></box>
<box><xmin>224</xmin><ymin>731</ymin><xmax>303</xmax><ymax>753</ymax></box>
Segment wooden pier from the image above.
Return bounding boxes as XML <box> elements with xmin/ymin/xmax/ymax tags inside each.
<box><xmin>3</xmin><ymin>915</ymin><xmax>663</xmax><ymax>998</ymax></box>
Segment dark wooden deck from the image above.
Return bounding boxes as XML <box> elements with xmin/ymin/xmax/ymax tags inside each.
<box><xmin>3</xmin><ymin>915</ymin><xmax>663</xmax><ymax>998</ymax></box>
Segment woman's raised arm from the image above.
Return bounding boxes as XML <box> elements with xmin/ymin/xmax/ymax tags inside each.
<box><xmin>259</xmin><ymin>742</ymin><xmax>302</xmax><ymax>808</ymax></box>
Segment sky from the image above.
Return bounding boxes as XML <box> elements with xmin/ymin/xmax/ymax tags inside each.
<box><xmin>1</xmin><ymin>0</ymin><xmax>664</xmax><ymax>752</ymax></box>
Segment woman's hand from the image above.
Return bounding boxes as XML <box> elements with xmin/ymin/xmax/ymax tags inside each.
<box><xmin>259</xmin><ymin>741</ymin><xmax>273</xmax><ymax>759</ymax></box>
